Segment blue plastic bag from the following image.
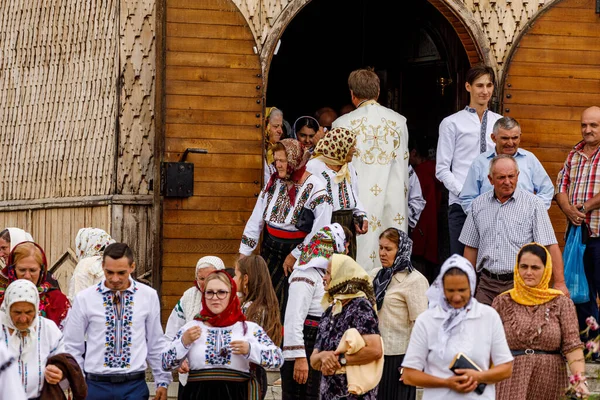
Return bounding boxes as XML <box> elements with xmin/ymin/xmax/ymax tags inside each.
<box><xmin>563</xmin><ymin>224</ymin><xmax>589</xmax><ymax>304</ymax></box>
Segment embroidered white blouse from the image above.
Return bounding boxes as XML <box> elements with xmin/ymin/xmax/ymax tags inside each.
<box><xmin>306</xmin><ymin>159</ymin><xmax>367</xmax><ymax>216</ymax></box>
<box><xmin>239</xmin><ymin>174</ymin><xmax>333</xmax><ymax>258</ymax></box>
<box><xmin>165</xmin><ymin>286</ymin><xmax>203</xmax><ymax>341</ymax></box>
<box><xmin>1</xmin><ymin>317</ymin><xmax>64</xmax><ymax>398</ymax></box>
<box><xmin>282</xmin><ymin>268</ymin><xmax>325</xmax><ymax>360</ymax></box>
<box><xmin>68</xmin><ymin>256</ymin><xmax>104</xmax><ymax>303</ymax></box>
<box><xmin>63</xmin><ymin>278</ymin><xmax>172</xmax><ymax>389</ymax></box>
<box><xmin>161</xmin><ymin>320</ymin><xmax>283</xmax><ymax>372</ymax></box>
<box><xmin>0</xmin><ymin>342</ymin><xmax>26</xmax><ymax>400</ymax></box>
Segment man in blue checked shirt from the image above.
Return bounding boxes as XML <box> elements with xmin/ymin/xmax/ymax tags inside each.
<box><xmin>459</xmin><ymin>117</ymin><xmax>554</xmax><ymax>215</ymax></box>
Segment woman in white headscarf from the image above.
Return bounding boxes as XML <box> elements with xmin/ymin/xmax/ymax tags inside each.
<box><xmin>67</xmin><ymin>228</ymin><xmax>115</xmax><ymax>302</ymax></box>
<box><xmin>401</xmin><ymin>255</ymin><xmax>513</xmax><ymax>400</ymax></box>
<box><xmin>0</xmin><ymin>228</ymin><xmax>34</xmax><ymax>286</ymax></box>
<box><xmin>0</xmin><ymin>279</ymin><xmax>65</xmax><ymax>399</ymax></box>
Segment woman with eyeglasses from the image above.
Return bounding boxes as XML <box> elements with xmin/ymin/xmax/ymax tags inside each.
<box><xmin>162</xmin><ymin>270</ymin><xmax>284</xmax><ymax>400</ymax></box>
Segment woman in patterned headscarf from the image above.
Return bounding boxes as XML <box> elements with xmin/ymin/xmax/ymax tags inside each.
<box><xmin>371</xmin><ymin>228</ymin><xmax>429</xmax><ymax>400</ymax></box>
<box><xmin>67</xmin><ymin>227</ymin><xmax>115</xmax><ymax>302</ymax></box>
<box><xmin>240</xmin><ymin>139</ymin><xmax>333</xmax><ymax>321</ymax></box>
<box><xmin>263</xmin><ymin>107</ymin><xmax>285</xmax><ymax>184</ymax></box>
<box><xmin>0</xmin><ymin>228</ymin><xmax>35</xmax><ymax>286</ymax></box>
<box><xmin>306</xmin><ymin>127</ymin><xmax>367</xmax><ymax>259</ymax></box>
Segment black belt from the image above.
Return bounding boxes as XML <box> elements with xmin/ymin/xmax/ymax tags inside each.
<box><xmin>481</xmin><ymin>268</ymin><xmax>513</xmax><ymax>282</ymax></box>
<box><xmin>86</xmin><ymin>371</ymin><xmax>146</xmax><ymax>383</ymax></box>
<box><xmin>511</xmin><ymin>349</ymin><xmax>561</xmax><ymax>356</ymax></box>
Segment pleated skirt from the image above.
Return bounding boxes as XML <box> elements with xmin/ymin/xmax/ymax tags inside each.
<box><xmin>377</xmin><ymin>354</ymin><xmax>416</xmax><ymax>400</ymax></box>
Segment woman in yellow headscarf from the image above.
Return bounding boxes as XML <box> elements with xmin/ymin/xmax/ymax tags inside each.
<box><xmin>310</xmin><ymin>254</ymin><xmax>383</xmax><ymax>400</ymax></box>
<box><xmin>492</xmin><ymin>243</ymin><xmax>588</xmax><ymax>400</ymax></box>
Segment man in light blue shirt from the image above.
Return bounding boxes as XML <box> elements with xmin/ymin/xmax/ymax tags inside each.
<box><xmin>459</xmin><ymin>117</ymin><xmax>554</xmax><ymax>214</ymax></box>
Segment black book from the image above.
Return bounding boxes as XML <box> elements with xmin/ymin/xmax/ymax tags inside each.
<box><xmin>448</xmin><ymin>352</ymin><xmax>487</xmax><ymax>395</ymax></box>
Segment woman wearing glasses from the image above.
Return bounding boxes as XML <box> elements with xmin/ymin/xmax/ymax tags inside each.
<box><xmin>162</xmin><ymin>270</ymin><xmax>284</xmax><ymax>400</ymax></box>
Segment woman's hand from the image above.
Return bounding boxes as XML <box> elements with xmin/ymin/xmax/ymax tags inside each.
<box><xmin>177</xmin><ymin>359</ymin><xmax>190</xmax><ymax>374</ymax></box>
<box><xmin>293</xmin><ymin>357</ymin><xmax>309</xmax><ymax>384</ymax></box>
<box><xmin>230</xmin><ymin>340</ymin><xmax>250</xmax><ymax>355</ymax></box>
<box><xmin>446</xmin><ymin>374</ymin><xmax>478</xmax><ymax>393</ymax></box>
<box><xmin>182</xmin><ymin>326</ymin><xmax>202</xmax><ymax>347</ymax></box>
<box><xmin>319</xmin><ymin>351</ymin><xmax>341</xmax><ymax>375</ymax></box>
<box><xmin>283</xmin><ymin>253</ymin><xmax>297</xmax><ymax>276</ymax></box>
<box><xmin>575</xmin><ymin>380</ymin><xmax>590</xmax><ymax>397</ymax></box>
<box><xmin>44</xmin><ymin>365</ymin><xmax>63</xmax><ymax>385</ymax></box>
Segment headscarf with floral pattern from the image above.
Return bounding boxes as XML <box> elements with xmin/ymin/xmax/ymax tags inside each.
<box><xmin>264</xmin><ymin>138</ymin><xmax>311</xmax><ymax>205</ymax></box>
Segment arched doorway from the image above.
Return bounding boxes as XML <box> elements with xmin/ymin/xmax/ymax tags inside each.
<box><xmin>502</xmin><ymin>0</ymin><xmax>600</xmax><ymax>244</ymax></box>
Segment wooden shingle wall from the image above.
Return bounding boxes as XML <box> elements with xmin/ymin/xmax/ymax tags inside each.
<box><xmin>0</xmin><ymin>0</ymin><xmax>118</xmax><ymax>200</ymax></box>
<box><xmin>503</xmin><ymin>0</ymin><xmax>600</xmax><ymax>245</ymax></box>
<box><xmin>161</xmin><ymin>0</ymin><xmax>263</xmax><ymax>323</ymax></box>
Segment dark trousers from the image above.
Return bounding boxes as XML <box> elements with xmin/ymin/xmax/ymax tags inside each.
<box><xmin>86</xmin><ymin>378</ymin><xmax>149</xmax><ymax>400</ymax></box>
<box><xmin>448</xmin><ymin>203</ymin><xmax>466</xmax><ymax>256</ymax></box>
<box><xmin>576</xmin><ymin>238</ymin><xmax>600</xmax><ymax>339</ymax></box>
<box><xmin>475</xmin><ymin>273</ymin><xmax>514</xmax><ymax>306</ymax></box>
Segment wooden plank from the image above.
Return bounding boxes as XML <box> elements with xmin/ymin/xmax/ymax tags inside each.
<box><xmin>163</xmin><ymin>224</ymin><xmax>245</xmax><ymax>239</ymax></box>
<box><xmin>167</xmin><ymin>23</ymin><xmax>253</xmax><ymax>40</ymax></box>
<box><xmin>163</xmin><ymin>153</ymin><xmax>262</xmax><ymax>168</ymax></box>
<box><xmin>504</xmin><ymin>105</ymin><xmax>585</xmax><ymax>121</ymax></box>
<box><xmin>164</xmin><ymin>238</ymin><xmax>240</xmax><ymax>253</ymax></box>
<box><xmin>554</xmin><ymin>0</ymin><xmax>594</xmax><ymax>8</ymax></box>
<box><xmin>166</xmin><ymin>123</ymin><xmax>262</xmax><ymax>141</ymax></box>
<box><xmin>164</xmin><ymin>196</ymin><xmax>258</xmax><ymax>210</ymax></box>
<box><xmin>162</xmin><ymin>267</ymin><xmax>195</xmax><ymax>282</ymax></box>
<box><xmin>518</xmin><ymin>118</ymin><xmax>581</xmax><ymax>136</ymax></box>
<box><xmin>163</xmin><ymin>210</ymin><xmax>249</xmax><ymax>225</ymax></box>
<box><xmin>519</xmin><ymin>34</ymin><xmax>600</xmax><ymax>52</ymax></box>
<box><xmin>540</xmin><ymin>7</ymin><xmax>600</xmax><ymax>22</ymax></box>
<box><xmin>504</xmin><ymin>90</ymin><xmax>600</xmax><ymax>107</ymax></box>
<box><xmin>167</xmin><ymin>52</ymin><xmax>260</xmax><ymax>69</ymax></box>
<box><xmin>529</xmin><ymin>21</ymin><xmax>599</xmax><ymax>38</ymax></box>
<box><xmin>165</xmin><ymin>137</ymin><xmax>262</xmax><ymax>154</ymax></box>
<box><xmin>166</xmin><ymin>95</ymin><xmax>261</xmax><ymax>111</ymax></box>
<box><xmin>166</xmin><ymin>66</ymin><xmax>261</xmax><ymax>84</ymax></box>
<box><xmin>507</xmin><ymin>62</ymin><xmax>600</xmax><ymax>80</ymax></box>
<box><xmin>193</xmin><ymin>183</ymin><xmax>259</xmax><ymax>197</ymax></box>
<box><xmin>162</xmin><ymin>253</ymin><xmax>239</xmax><ymax>267</ymax></box>
<box><xmin>167</xmin><ymin>8</ymin><xmax>248</xmax><ymax>26</ymax></box>
<box><xmin>166</xmin><ymin>80</ymin><xmax>261</xmax><ymax>97</ymax></box>
<box><xmin>192</xmin><ymin>168</ymin><xmax>261</xmax><ymax>183</ymax></box>
<box><xmin>166</xmin><ymin>37</ymin><xmax>255</xmax><ymax>55</ymax></box>
<box><xmin>520</xmin><ymin>134</ymin><xmax>581</xmax><ymax>149</ymax></box>
<box><xmin>528</xmin><ymin>147</ymin><xmax>574</xmax><ymax>163</ymax></box>
<box><xmin>510</xmin><ymin>48</ymin><xmax>600</xmax><ymax>65</ymax></box>
<box><xmin>166</xmin><ymin>109</ymin><xmax>261</xmax><ymax>126</ymax></box>
<box><xmin>168</xmin><ymin>0</ymin><xmax>239</xmax><ymax>10</ymax></box>
<box><xmin>505</xmin><ymin>76</ymin><xmax>600</xmax><ymax>94</ymax></box>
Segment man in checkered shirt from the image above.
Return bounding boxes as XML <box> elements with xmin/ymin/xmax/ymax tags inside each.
<box><xmin>460</xmin><ymin>154</ymin><xmax>568</xmax><ymax>305</ymax></box>
<box><xmin>556</xmin><ymin>106</ymin><xmax>600</xmax><ymax>334</ymax></box>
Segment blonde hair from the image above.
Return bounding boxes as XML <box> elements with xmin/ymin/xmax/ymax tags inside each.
<box><xmin>204</xmin><ymin>272</ymin><xmax>232</xmax><ymax>291</ymax></box>
<box><xmin>11</xmin><ymin>242</ymin><xmax>43</xmax><ymax>268</ymax></box>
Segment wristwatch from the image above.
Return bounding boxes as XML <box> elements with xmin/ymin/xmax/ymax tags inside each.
<box><xmin>580</xmin><ymin>204</ymin><xmax>587</xmax><ymax>213</ymax></box>
<box><xmin>339</xmin><ymin>353</ymin><xmax>347</xmax><ymax>366</ymax></box>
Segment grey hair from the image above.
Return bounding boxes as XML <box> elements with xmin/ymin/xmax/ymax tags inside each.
<box><xmin>492</xmin><ymin>117</ymin><xmax>521</xmax><ymax>134</ymax></box>
<box><xmin>268</xmin><ymin>108</ymin><xmax>283</xmax><ymax>122</ymax></box>
<box><xmin>489</xmin><ymin>154</ymin><xmax>519</xmax><ymax>176</ymax></box>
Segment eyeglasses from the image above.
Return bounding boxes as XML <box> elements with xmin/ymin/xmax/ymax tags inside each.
<box><xmin>204</xmin><ymin>290</ymin><xmax>230</xmax><ymax>300</ymax></box>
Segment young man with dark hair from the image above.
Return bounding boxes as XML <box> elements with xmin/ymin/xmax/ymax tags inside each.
<box><xmin>64</xmin><ymin>242</ymin><xmax>171</xmax><ymax>400</ymax></box>
<box><xmin>436</xmin><ymin>65</ymin><xmax>503</xmax><ymax>256</ymax></box>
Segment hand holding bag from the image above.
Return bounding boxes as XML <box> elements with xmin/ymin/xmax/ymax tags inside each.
<box><xmin>563</xmin><ymin>223</ymin><xmax>589</xmax><ymax>304</ymax></box>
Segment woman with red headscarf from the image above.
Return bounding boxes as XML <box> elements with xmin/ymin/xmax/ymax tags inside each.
<box><xmin>239</xmin><ymin>139</ymin><xmax>333</xmax><ymax>320</ymax></box>
<box><xmin>162</xmin><ymin>270</ymin><xmax>283</xmax><ymax>400</ymax></box>
<box><xmin>0</xmin><ymin>242</ymin><xmax>71</xmax><ymax>329</ymax></box>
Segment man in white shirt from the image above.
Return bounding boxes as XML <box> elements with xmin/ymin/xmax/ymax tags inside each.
<box><xmin>64</xmin><ymin>243</ymin><xmax>171</xmax><ymax>400</ymax></box>
<box><xmin>436</xmin><ymin>65</ymin><xmax>502</xmax><ymax>256</ymax></box>
<box><xmin>408</xmin><ymin>165</ymin><xmax>426</xmax><ymax>230</ymax></box>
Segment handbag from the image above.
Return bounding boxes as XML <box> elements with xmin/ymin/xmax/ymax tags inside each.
<box><xmin>563</xmin><ymin>223</ymin><xmax>589</xmax><ymax>304</ymax></box>
<box><xmin>295</xmin><ymin>207</ymin><xmax>315</xmax><ymax>233</ymax></box>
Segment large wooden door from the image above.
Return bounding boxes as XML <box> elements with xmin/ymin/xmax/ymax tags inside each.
<box><xmin>502</xmin><ymin>0</ymin><xmax>600</xmax><ymax>244</ymax></box>
<box><xmin>161</xmin><ymin>0</ymin><xmax>263</xmax><ymax>323</ymax></box>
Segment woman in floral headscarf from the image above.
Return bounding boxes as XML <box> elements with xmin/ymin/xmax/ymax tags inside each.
<box><xmin>240</xmin><ymin>139</ymin><xmax>333</xmax><ymax>320</ymax></box>
<box><xmin>67</xmin><ymin>227</ymin><xmax>115</xmax><ymax>302</ymax></box>
<box><xmin>0</xmin><ymin>242</ymin><xmax>71</xmax><ymax>330</ymax></box>
<box><xmin>263</xmin><ymin>107</ymin><xmax>285</xmax><ymax>184</ymax></box>
<box><xmin>306</xmin><ymin>127</ymin><xmax>367</xmax><ymax>259</ymax></box>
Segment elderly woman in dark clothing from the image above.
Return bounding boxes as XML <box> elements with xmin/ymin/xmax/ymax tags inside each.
<box><xmin>310</xmin><ymin>254</ymin><xmax>383</xmax><ymax>400</ymax></box>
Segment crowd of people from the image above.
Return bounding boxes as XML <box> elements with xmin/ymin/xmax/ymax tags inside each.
<box><xmin>0</xmin><ymin>64</ymin><xmax>598</xmax><ymax>400</ymax></box>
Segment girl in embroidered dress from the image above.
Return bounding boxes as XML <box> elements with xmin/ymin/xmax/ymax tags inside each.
<box><xmin>0</xmin><ymin>279</ymin><xmax>66</xmax><ymax>399</ymax></box>
<box><xmin>162</xmin><ymin>271</ymin><xmax>283</xmax><ymax>400</ymax></box>
<box><xmin>306</xmin><ymin>127</ymin><xmax>367</xmax><ymax>260</ymax></box>
<box><xmin>240</xmin><ymin>139</ymin><xmax>333</xmax><ymax>321</ymax></box>
<box><xmin>0</xmin><ymin>243</ymin><xmax>70</xmax><ymax>330</ymax></box>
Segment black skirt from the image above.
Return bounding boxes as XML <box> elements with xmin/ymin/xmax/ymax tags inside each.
<box><xmin>260</xmin><ymin>230</ymin><xmax>304</xmax><ymax>321</ymax></box>
<box><xmin>182</xmin><ymin>368</ymin><xmax>259</xmax><ymax>400</ymax></box>
<box><xmin>281</xmin><ymin>316</ymin><xmax>321</xmax><ymax>400</ymax></box>
<box><xmin>377</xmin><ymin>354</ymin><xmax>416</xmax><ymax>400</ymax></box>
<box><xmin>332</xmin><ymin>209</ymin><xmax>356</xmax><ymax>260</ymax></box>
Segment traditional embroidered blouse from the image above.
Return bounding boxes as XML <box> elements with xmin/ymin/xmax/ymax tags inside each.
<box><xmin>282</xmin><ymin>268</ymin><xmax>325</xmax><ymax>359</ymax></box>
<box><xmin>165</xmin><ymin>286</ymin><xmax>203</xmax><ymax>341</ymax></box>
<box><xmin>63</xmin><ymin>278</ymin><xmax>172</xmax><ymax>389</ymax></box>
<box><xmin>0</xmin><ymin>342</ymin><xmax>26</xmax><ymax>400</ymax></box>
<box><xmin>306</xmin><ymin>159</ymin><xmax>366</xmax><ymax>216</ymax></box>
<box><xmin>239</xmin><ymin>175</ymin><xmax>333</xmax><ymax>258</ymax></box>
<box><xmin>1</xmin><ymin>317</ymin><xmax>64</xmax><ymax>398</ymax></box>
<box><xmin>161</xmin><ymin>320</ymin><xmax>283</xmax><ymax>372</ymax></box>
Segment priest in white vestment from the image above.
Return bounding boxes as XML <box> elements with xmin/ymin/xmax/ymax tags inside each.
<box><xmin>333</xmin><ymin>68</ymin><xmax>409</xmax><ymax>271</ymax></box>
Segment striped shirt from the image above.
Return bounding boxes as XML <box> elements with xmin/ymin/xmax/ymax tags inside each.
<box><xmin>459</xmin><ymin>189</ymin><xmax>557</xmax><ymax>274</ymax></box>
<box><xmin>556</xmin><ymin>141</ymin><xmax>600</xmax><ymax>237</ymax></box>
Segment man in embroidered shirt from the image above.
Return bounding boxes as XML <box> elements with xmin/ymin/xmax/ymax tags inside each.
<box><xmin>556</xmin><ymin>106</ymin><xmax>600</xmax><ymax>334</ymax></box>
<box><xmin>459</xmin><ymin>116</ymin><xmax>554</xmax><ymax>214</ymax></box>
<box><xmin>436</xmin><ymin>65</ymin><xmax>503</xmax><ymax>256</ymax></box>
<box><xmin>63</xmin><ymin>243</ymin><xmax>171</xmax><ymax>400</ymax></box>
<box><xmin>460</xmin><ymin>155</ymin><xmax>568</xmax><ymax>305</ymax></box>
<box><xmin>332</xmin><ymin>68</ymin><xmax>409</xmax><ymax>271</ymax></box>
